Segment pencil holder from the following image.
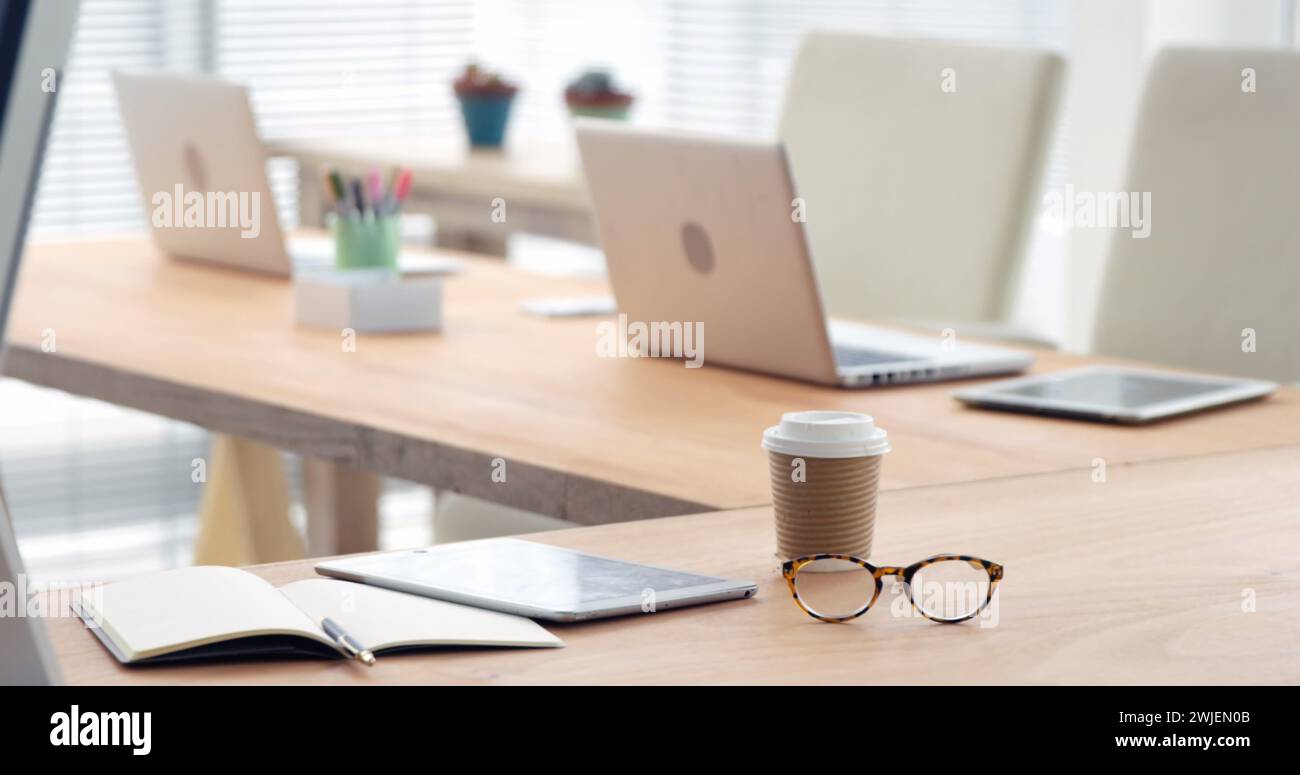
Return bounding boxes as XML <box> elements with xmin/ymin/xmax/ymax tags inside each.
<box><xmin>334</xmin><ymin>214</ymin><xmax>401</xmax><ymax>271</ymax></box>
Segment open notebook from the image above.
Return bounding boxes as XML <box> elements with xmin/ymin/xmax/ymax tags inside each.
<box><xmin>77</xmin><ymin>566</ymin><xmax>562</xmax><ymax>664</ymax></box>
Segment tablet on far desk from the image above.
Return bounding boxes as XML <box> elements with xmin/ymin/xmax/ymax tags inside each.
<box><xmin>953</xmin><ymin>366</ymin><xmax>1278</xmax><ymax>424</ymax></box>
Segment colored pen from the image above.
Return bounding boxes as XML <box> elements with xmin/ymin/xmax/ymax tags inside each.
<box><xmin>327</xmin><ymin>168</ymin><xmax>349</xmax><ymax>215</ymax></box>
<box><xmin>366</xmin><ymin>166</ymin><xmax>384</xmax><ymax>209</ymax></box>
<box><xmin>392</xmin><ymin>168</ymin><xmax>413</xmax><ymax>212</ymax></box>
<box><xmin>350</xmin><ymin>178</ymin><xmax>368</xmax><ymax>218</ymax></box>
<box><xmin>378</xmin><ymin>166</ymin><xmax>399</xmax><ymax>215</ymax></box>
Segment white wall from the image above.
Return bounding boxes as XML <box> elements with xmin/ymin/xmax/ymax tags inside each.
<box><xmin>1063</xmin><ymin>0</ymin><xmax>1146</xmax><ymax>351</ymax></box>
<box><xmin>1147</xmin><ymin>0</ymin><xmax>1291</xmax><ymax>47</ymax></box>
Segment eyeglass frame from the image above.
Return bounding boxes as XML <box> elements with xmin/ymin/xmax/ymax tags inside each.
<box><xmin>780</xmin><ymin>553</ymin><xmax>1004</xmax><ymax>624</ymax></box>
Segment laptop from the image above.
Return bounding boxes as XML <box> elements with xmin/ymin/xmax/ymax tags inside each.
<box><xmin>0</xmin><ymin>0</ymin><xmax>80</xmax><ymax>686</ymax></box>
<box><xmin>574</xmin><ymin>123</ymin><xmax>1033</xmax><ymax>387</ymax></box>
<box><xmin>112</xmin><ymin>72</ymin><xmax>457</xmax><ymax>277</ymax></box>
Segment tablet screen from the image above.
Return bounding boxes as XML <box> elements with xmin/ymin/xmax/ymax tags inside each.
<box><xmin>999</xmin><ymin>371</ymin><xmax>1227</xmax><ymax>408</ymax></box>
<box><xmin>337</xmin><ymin>539</ymin><xmax>730</xmax><ymax>612</ymax></box>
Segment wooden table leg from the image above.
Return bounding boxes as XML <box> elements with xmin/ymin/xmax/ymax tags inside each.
<box><xmin>302</xmin><ymin>458</ymin><xmax>381</xmax><ymax>556</ymax></box>
<box><xmin>193</xmin><ymin>435</ymin><xmax>305</xmax><ymax>566</ymax></box>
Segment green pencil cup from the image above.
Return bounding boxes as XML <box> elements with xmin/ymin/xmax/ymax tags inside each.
<box><xmin>334</xmin><ymin>214</ymin><xmax>401</xmax><ymax>271</ymax></box>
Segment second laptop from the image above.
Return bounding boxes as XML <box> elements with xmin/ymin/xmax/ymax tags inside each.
<box><xmin>575</xmin><ymin>122</ymin><xmax>1032</xmax><ymax>387</ymax></box>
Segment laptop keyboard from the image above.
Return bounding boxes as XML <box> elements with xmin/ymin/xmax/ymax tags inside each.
<box><xmin>833</xmin><ymin>345</ymin><xmax>912</xmax><ymax>368</ymax></box>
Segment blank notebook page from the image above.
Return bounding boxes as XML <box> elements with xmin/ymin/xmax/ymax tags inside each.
<box><xmin>87</xmin><ymin>566</ymin><xmax>326</xmax><ymax>658</ymax></box>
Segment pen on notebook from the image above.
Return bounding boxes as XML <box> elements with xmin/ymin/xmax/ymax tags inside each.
<box><xmin>322</xmin><ymin>617</ymin><xmax>375</xmax><ymax>666</ymax></box>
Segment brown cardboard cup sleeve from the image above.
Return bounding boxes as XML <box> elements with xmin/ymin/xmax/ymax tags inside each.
<box><xmin>761</xmin><ymin>411</ymin><xmax>890</xmax><ymax>560</ymax></box>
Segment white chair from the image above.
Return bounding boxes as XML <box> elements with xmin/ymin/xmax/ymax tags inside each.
<box><xmin>778</xmin><ymin>32</ymin><xmax>1064</xmax><ymax>336</ymax></box>
<box><xmin>1090</xmin><ymin>48</ymin><xmax>1300</xmax><ymax>383</ymax></box>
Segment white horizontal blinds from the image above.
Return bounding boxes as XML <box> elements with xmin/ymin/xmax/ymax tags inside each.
<box><xmin>31</xmin><ymin>1</ymin><xmax>1066</xmax><ymax>236</ymax></box>
<box><xmin>659</xmin><ymin>0</ymin><xmax>779</xmax><ymax>135</ymax></box>
<box><xmin>212</xmin><ymin>0</ymin><xmax>472</xmax><ymax>139</ymax></box>
<box><xmin>660</xmin><ymin>0</ymin><xmax>1070</xmax><ymax>138</ymax></box>
<box><xmin>473</xmin><ymin>0</ymin><xmax>1067</xmax><ymax>139</ymax></box>
<box><xmin>474</xmin><ymin>0</ymin><xmax>1068</xmax><ymax>203</ymax></box>
<box><xmin>29</xmin><ymin>0</ymin><xmax>204</xmax><ymax>237</ymax></box>
<box><xmin>212</xmin><ymin>0</ymin><xmax>474</xmax><ymax>228</ymax></box>
<box><xmin>29</xmin><ymin>0</ymin><xmax>473</xmax><ymax>237</ymax></box>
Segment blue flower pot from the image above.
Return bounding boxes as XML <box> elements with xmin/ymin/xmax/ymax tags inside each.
<box><xmin>457</xmin><ymin>93</ymin><xmax>515</xmax><ymax>148</ymax></box>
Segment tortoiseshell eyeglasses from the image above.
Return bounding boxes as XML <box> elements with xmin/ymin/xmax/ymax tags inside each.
<box><xmin>781</xmin><ymin>553</ymin><xmax>1004</xmax><ymax>624</ymax></box>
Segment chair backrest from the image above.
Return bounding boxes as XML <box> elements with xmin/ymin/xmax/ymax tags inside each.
<box><xmin>1090</xmin><ymin>48</ymin><xmax>1300</xmax><ymax>383</ymax></box>
<box><xmin>777</xmin><ymin>32</ymin><xmax>1064</xmax><ymax>324</ymax></box>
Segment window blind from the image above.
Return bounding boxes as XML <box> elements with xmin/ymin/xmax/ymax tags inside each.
<box><xmin>211</xmin><ymin>0</ymin><xmax>474</xmax><ymax>229</ymax></box>
<box><xmin>30</xmin><ymin>0</ymin><xmax>1066</xmax><ymax>237</ymax></box>
<box><xmin>29</xmin><ymin>0</ymin><xmax>203</xmax><ymax>236</ymax></box>
<box><xmin>475</xmin><ymin>0</ymin><xmax>1068</xmax><ymax>136</ymax></box>
<box><xmin>474</xmin><ymin>0</ymin><xmax>1069</xmax><ymax>201</ymax></box>
<box><xmin>29</xmin><ymin>0</ymin><xmax>473</xmax><ymax>237</ymax></box>
<box><xmin>658</xmin><ymin>0</ymin><xmax>1069</xmax><ymax>135</ymax></box>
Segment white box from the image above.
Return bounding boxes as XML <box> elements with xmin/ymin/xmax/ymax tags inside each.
<box><xmin>294</xmin><ymin>269</ymin><xmax>442</xmax><ymax>333</ymax></box>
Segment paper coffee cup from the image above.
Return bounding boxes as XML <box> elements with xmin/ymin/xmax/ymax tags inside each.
<box><xmin>761</xmin><ymin>411</ymin><xmax>890</xmax><ymax>560</ymax></box>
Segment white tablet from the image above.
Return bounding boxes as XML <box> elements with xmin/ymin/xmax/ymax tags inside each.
<box><xmin>952</xmin><ymin>366</ymin><xmax>1278</xmax><ymax>424</ymax></box>
<box><xmin>316</xmin><ymin>538</ymin><xmax>758</xmax><ymax>622</ymax></box>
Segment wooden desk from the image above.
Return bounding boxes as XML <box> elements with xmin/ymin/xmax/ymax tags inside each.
<box><xmin>269</xmin><ymin>137</ymin><xmax>592</xmax><ymax>254</ymax></box>
<box><xmin>8</xmin><ymin>235</ymin><xmax>1300</xmax><ymax>526</ymax></box>
<box><xmin>47</xmin><ymin>445</ymin><xmax>1300</xmax><ymax>684</ymax></box>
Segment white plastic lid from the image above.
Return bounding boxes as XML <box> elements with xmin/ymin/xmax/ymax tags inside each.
<box><xmin>760</xmin><ymin>410</ymin><xmax>890</xmax><ymax>458</ymax></box>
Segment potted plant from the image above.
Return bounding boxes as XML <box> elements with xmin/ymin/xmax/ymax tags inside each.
<box><xmin>453</xmin><ymin>63</ymin><xmax>519</xmax><ymax>148</ymax></box>
<box><xmin>564</xmin><ymin>69</ymin><xmax>634</xmax><ymax>121</ymax></box>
